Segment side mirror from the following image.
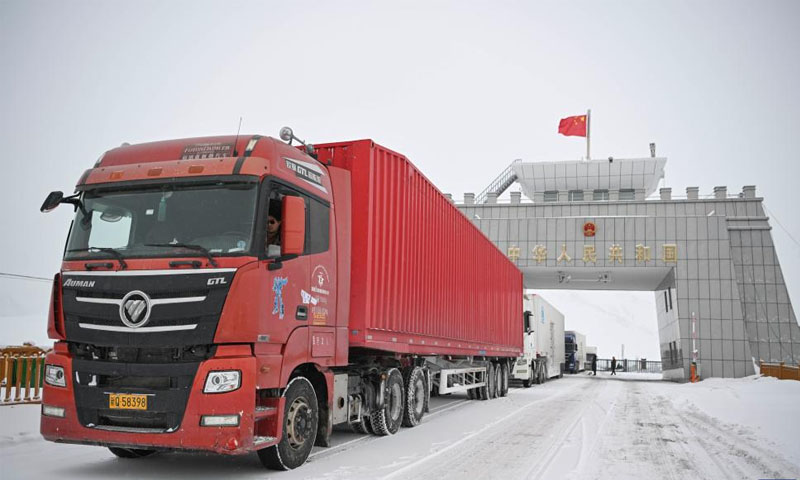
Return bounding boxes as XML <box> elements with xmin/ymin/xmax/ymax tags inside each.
<box><xmin>40</xmin><ymin>191</ymin><xmax>64</xmax><ymax>213</ymax></box>
<box><xmin>281</xmin><ymin>196</ymin><xmax>305</xmax><ymax>256</ymax></box>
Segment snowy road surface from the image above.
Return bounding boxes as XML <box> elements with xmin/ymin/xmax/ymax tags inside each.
<box><xmin>2</xmin><ymin>374</ymin><xmax>799</xmax><ymax>479</ymax></box>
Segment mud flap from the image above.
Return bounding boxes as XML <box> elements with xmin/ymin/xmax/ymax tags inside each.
<box><xmin>314</xmin><ymin>407</ymin><xmax>333</xmax><ymax>447</ymax></box>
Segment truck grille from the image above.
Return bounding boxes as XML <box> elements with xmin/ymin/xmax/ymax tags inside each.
<box><xmin>71</xmin><ymin>346</ymin><xmax>208</xmax><ymax>432</ymax></box>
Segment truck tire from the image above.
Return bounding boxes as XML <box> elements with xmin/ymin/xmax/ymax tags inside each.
<box><xmin>258</xmin><ymin>376</ymin><xmax>318</xmax><ymax>470</ymax></box>
<box><xmin>482</xmin><ymin>363</ymin><xmax>495</xmax><ymax>400</ymax></box>
<box><xmin>499</xmin><ymin>362</ymin><xmax>509</xmax><ymax>397</ymax></box>
<box><xmin>108</xmin><ymin>447</ymin><xmax>156</xmax><ymax>458</ymax></box>
<box><xmin>370</xmin><ymin>368</ymin><xmax>404</xmax><ymax>435</ymax></box>
<box><xmin>350</xmin><ymin>416</ymin><xmax>372</xmax><ymax>434</ymax></box>
<box><xmin>522</xmin><ymin>363</ymin><xmax>533</xmax><ymax>388</ymax></box>
<box><xmin>402</xmin><ymin>366</ymin><xmax>426</xmax><ymax>427</ymax></box>
<box><xmin>467</xmin><ymin>387</ymin><xmax>475</xmax><ymax>400</ymax></box>
<box><xmin>493</xmin><ymin>363</ymin><xmax>503</xmax><ymax>398</ymax></box>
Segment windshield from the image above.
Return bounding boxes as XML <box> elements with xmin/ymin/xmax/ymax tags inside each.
<box><xmin>65</xmin><ymin>181</ymin><xmax>258</xmax><ymax>261</ymax></box>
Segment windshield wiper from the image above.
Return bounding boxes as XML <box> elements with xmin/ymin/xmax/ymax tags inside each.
<box><xmin>144</xmin><ymin>243</ymin><xmax>219</xmax><ymax>267</ymax></box>
<box><xmin>67</xmin><ymin>247</ymin><xmax>128</xmax><ymax>270</ymax></box>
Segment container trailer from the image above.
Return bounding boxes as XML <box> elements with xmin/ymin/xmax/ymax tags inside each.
<box><xmin>512</xmin><ymin>294</ymin><xmax>565</xmax><ymax>386</ymax></box>
<box><xmin>38</xmin><ymin>129</ymin><xmax>523</xmax><ymax>470</ymax></box>
<box><xmin>564</xmin><ymin>331</ymin><xmax>586</xmax><ymax>373</ymax></box>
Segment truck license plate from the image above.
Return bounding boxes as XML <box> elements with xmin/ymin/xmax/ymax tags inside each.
<box><xmin>108</xmin><ymin>393</ymin><xmax>147</xmax><ymax>410</ymax></box>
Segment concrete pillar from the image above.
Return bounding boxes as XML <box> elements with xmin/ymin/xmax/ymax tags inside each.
<box><xmin>660</xmin><ymin>187</ymin><xmax>672</xmax><ymax>200</ymax></box>
<box><xmin>444</xmin><ymin>193</ymin><xmax>453</xmax><ymax>202</ymax></box>
<box><xmin>510</xmin><ymin>192</ymin><xmax>521</xmax><ymax>204</ymax></box>
<box><xmin>487</xmin><ymin>192</ymin><xmax>498</xmax><ymax>204</ymax></box>
<box><xmin>634</xmin><ymin>189</ymin><xmax>646</xmax><ymax>201</ymax></box>
<box><xmin>742</xmin><ymin>185</ymin><xmax>756</xmax><ymax>198</ymax></box>
<box><xmin>464</xmin><ymin>193</ymin><xmax>475</xmax><ymax>205</ymax></box>
<box><xmin>533</xmin><ymin>192</ymin><xmax>544</xmax><ymax>203</ymax></box>
<box><xmin>609</xmin><ymin>190</ymin><xmax>619</xmax><ymax>201</ymax></box>
<box><xmin>714</xmin><ymin>186</ymin><xmax>727</xmax><ymax>199</ymax></box>
<box><xmin>686</xmin><ymin>187</ymin><xmax>699</xmax><ymax>200</ymax></box>
<box><xmin>584</xmin><ymin>189</ymin><xmax>593</xmax><ymax>201</ymax></box>
<box><xmin>558</xmin><ymin>191</ymin><xmax>569</xmax><ymax>203</ymax></box>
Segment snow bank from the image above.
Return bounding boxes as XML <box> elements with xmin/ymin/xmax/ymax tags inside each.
<box><xmin>665</xmin><ymin>375</ymin><xmax>800</xmax><ymax>466</ymax></box>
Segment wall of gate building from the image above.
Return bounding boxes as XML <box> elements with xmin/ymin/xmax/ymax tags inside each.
<box><xmin>455</xmin><ymin>158</ymin><xmax>798</xmax><ymax>380</ymax></box>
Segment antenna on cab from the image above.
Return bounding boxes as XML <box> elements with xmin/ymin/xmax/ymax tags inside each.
<box><xmin>233</xmin><ymin>117</ymin><xmax>243</xmax><ymax>156</ymax></box>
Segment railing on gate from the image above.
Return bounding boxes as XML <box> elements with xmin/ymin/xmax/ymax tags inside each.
<box><xmin>1</xmin><ymin>346</ymin><xmax>50</xmax><ymax>405</ymax></box>
<box><xmin>760</xmin><ymin>360</ymin><xmax>800</xmax><ymax>381</ymax></box>
<box><xmin>594</xmin><ymin>358</ymin><xmax>662</xmax><ymax>374</ymax></box>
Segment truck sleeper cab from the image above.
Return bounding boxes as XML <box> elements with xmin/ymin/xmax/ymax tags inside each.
<box><xmin>39</xmin><ymin>131</ymin><xmax>523</xmax><ymax>470</ymax></box>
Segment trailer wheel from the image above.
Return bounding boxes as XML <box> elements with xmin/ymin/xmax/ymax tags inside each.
<box><xmin>402</xmin><ymin>367</ymin><xmax>427</xmax><ymax>427</ymax></box>
<box><xmin>350</xmin><ymin>416</ymin><xmax>372</xmax><ymax>434</ymax></box>
<box><xmin>258</xmin><ymin>376</ymin><xmax>318</xmax><ymax>470</ymax></box>
<box><xmin>370</xmin><ymin>368</ymin><xmax>404</xmax><ymax>435</ymax></box>
<box><xmin>467</xmin><ymin>387</ymin><xmax>475</xmax><ymax>400</ymax></box>
<box><xmin>108</xmin><ymin>447</ymin><xmax>156</xmax><ymax>458</ymax></box>
<box><xmin>480</xmin><ymin>363</ymin><xmax>495</xmax><ymax>400</ymax></box>
<box><xmin>493</xmin><ymin>363</ymin><xmax>503</xmax><ymax>398</ymax></box>
<box><xmin>499</xmin><ymin>362</ymin><xmax>509</xmax><ymax>397</ymax></box>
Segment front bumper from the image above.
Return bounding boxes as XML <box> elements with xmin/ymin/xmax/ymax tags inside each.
<box><xmin>40</xmin><ymin>347</ymin><xmax>267</xmax><ymax>455</ymax></box>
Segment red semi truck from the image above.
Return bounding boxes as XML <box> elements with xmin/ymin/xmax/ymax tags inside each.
<box><xmin>39</xmin><ymin>129</ymin><xmax>523</xmax><ymax>469</ymax></box>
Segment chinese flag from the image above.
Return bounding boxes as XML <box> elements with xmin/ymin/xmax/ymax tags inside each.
<box><xmin>558</xmin><ymin>115</ymin><xmax>587</xmax><ymax>137</ymax></box>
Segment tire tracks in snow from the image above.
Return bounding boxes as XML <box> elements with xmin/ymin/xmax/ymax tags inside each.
<box><xmin>381</xmin><ymin>378</ymin><xmax>603</xmax><ymax>480</ymax></box>
<box><xmin>308</xmin><ymin>389</ymin><xmax>518</xmax><ymax>464</ymax></box>
<box><xmin>676</xmin><ymin>402</ymin><xmax>800</xmax><ymax>479</ymax></box>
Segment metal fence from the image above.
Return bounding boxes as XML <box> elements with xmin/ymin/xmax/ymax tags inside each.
<box><xmin>1</xmin><ymin>348</ymin><xmax>49</xmax><ymax>405</ymax></box>
<box><xmin>593</xmin><ymin>358</ymin><xmax>662</xmax><ymax>374</ymax></box>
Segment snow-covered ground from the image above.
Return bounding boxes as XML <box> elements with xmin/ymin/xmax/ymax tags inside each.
<box><xmin>2</xmin><ymin>373</ymin><xmax>798</xmax><ymax>480</ymax></box>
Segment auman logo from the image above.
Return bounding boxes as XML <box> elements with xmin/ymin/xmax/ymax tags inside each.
<box><xmin>63</xmin><ymin>278</ymin><xmax>96</xmax><ymax>288</ymax></box>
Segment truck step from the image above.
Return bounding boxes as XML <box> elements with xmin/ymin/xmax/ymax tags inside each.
<box><xmin>254</xmin><ymin>406</ymin><xmax>278</xmax><ymax>420</ymax></box>
<box><xmin>253</xmin><ymin>435</ymin><xmax>278</xmax><ymax>446</ymax></box>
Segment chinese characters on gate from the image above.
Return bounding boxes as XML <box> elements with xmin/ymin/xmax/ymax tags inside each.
<box><xmin>506</xmin><ymin>243</ymin><xmax>678</xmax><ymax>264</ymax></box>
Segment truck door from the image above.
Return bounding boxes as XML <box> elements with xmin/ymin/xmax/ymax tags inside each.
<box><xmin>261</xmin><ymin>182</ymin><xmax>337</xmax><ymax>364</ymax></box>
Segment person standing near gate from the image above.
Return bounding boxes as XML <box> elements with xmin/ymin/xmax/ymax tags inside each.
<box><xmin>611</xmin><ymin>356</ymin><xmax>617</xmax><ymax>375</ymax></box>
<box><xmin>592</xmin><ymin>356</ymin><xmax>597</xmax><ymax>376</ymax></box>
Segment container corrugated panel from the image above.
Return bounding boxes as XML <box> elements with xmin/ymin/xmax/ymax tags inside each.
<box><xmin>315</xmin><ymin>140</ymin><xmax>523</xmax><ymax>357</ymax></box>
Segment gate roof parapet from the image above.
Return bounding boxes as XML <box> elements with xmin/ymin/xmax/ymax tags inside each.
<box><xmin>512</xmin><ymin>157</ymin><xmax>666</xmax><ymax>200</ymax></box>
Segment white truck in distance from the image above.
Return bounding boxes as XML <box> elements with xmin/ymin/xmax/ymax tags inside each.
<box><xmin>586</xmin><ymin>346</ymin><xmax>598</xmax><ymax>367</ymax></box>
<box><xmin>512</xmin><ymin>294</ymin><xmax>565</xmax><ymax>386</ymax></box>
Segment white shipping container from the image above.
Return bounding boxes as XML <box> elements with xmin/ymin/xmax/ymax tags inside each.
<box><xmin>529</xmin><ymin>294</ymin><xmax>565</xmax><ymax>379</ymax></box>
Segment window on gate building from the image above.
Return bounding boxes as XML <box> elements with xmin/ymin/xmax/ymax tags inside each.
<box><xmin>593</xmin><ymin>189</ymin><xmax>609</xmax><ymax>201</ymax></box>
<box><xmin>568</xmin><ymin>190</ymin><xmax>584</xmax><ymax>202</ymax></box>
<box><xmin>619</xmin><ymin>189</ymin><xmax>635</xmax><ymax>200</ymax></box>
<box><xmin>543</xmin><ymin>191</ymin><xmax>558</xmax><ymax>202</ymax></box>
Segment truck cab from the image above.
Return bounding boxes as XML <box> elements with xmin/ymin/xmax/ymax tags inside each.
<box><xmin>40</xmin><ymin>134</ymin><xmax>343</xmax><ymax>468</ymax></box>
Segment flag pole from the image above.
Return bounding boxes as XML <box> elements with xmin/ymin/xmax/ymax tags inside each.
<box><xmin>586</xmin><ymin>109</ymin><xmax>591</xmax><ymax>161</ymax></box>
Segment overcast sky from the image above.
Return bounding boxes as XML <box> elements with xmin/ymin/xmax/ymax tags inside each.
<box><xmin>2</xmin><ymin>1</ymin><xmax>798</xmax><ymax>358</ymax></box>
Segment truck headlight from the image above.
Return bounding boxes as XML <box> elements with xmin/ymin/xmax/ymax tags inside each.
<box><xmin>204</xmin><ymin>370</ymin><xmax>241</xmax><ymax>393</ymax></box>
<box><xmin>45</xmin><ymin>365</ymin><xmax>66</xmax><ymax>387</ymax></box>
